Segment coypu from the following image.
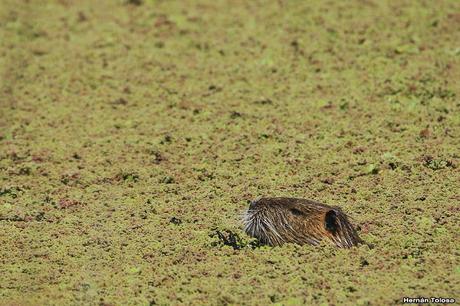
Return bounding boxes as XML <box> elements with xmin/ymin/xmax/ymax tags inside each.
<box><xmin>242</xmin><ymin>197</ymin><xmax>363</xmax><ymax>248</ymax></box>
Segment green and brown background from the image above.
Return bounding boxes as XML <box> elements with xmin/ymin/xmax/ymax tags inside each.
<box><xmin>1</xmin><ymin>0</ymin><xmax>459</xmax><ymax>305</ymax></box>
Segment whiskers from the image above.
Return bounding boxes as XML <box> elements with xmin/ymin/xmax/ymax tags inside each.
<box><xmin>240</xmin><ymin>209</ymin><xmax>256</xmax><ymax>236</ymax></box>
<box><xmin>242</xmin><ymin>209</ymin><xmax>285</xmax><ymax>246</ymax></box>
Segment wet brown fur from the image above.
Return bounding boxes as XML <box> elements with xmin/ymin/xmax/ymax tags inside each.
<box><xmin>242</xmin><ymin>197</ymin><xmax>363</xmax><ymax>248</ymax></box>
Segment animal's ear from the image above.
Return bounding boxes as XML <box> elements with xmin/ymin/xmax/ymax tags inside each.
<box><xmin>324</xmin><ymin>210</ymin><xmax>338</xmax><ymax>233</ymax></box>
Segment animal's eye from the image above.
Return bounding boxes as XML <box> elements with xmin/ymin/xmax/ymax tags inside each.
<box><xmin>290</xmin><ymin>208</ymin><xmax>303</xmax><ymax>216</ymax></box>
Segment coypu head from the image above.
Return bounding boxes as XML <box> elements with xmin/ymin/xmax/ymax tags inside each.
<box><xmin>242</xmin><ymin>197</ymin><xmax>363</xmax><ymax>248</ymax></box>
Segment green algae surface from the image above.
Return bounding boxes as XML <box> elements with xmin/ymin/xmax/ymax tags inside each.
<box><xmin>1</xmin><ymin>0</ymin><xmax>459</xmax><ymax>305</ymax></box>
